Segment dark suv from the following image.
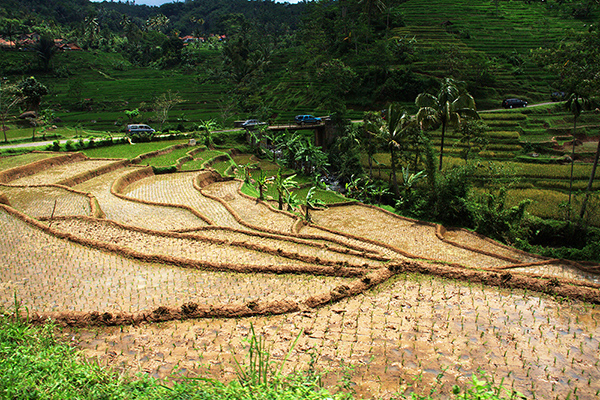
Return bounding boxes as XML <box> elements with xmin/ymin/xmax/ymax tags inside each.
<box><xmin>501</xmin><ymin>98</ymin><xmax>527</xmax><ymax>109</ymax></box>
<box><xmin>295</xmin><ymin>115</ymin><xmax>322</xmax><ymax>125</ymax></box>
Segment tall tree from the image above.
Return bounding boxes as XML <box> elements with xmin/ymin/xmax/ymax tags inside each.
<box><xmin>154</xmin><ymin>90</ymin><xmax>183</xmax><ymax>132</ymax></box>
<box><xmin>534</xmin><ymin>26</ymin><xmax>600</xmax><ymax>222</ymax></box>
<box><xmin>35</xmin><ymin>36</ymin><xmax>57</xmax><ymax>71</ymax></box>
<box><xmin>564</xmin><ymin>93</ymin><xmax>591</xmax><ymax>218</ymax></box>
<box><xmin>368</xmin><ymin>103</ymin><xmax>414</xmax><ymax>197</ymax></box>
<box><xmin>0</xmin><ymin>80</ymin><xmax>23</xmax><ymax>143</ymax></box>
<box><xmin>580</xmin><ymin>139</ymin><xmax>600</xmax><ymax>220</ymax></box>
<box><xmin>18</xmin><ymin>77</ymin><xmax>48</xmax><ymax>114</ymax></box>
<box><xmin>415</xmin><ymin>78</ymin><xmax>479</xmax><ymax>171</ymax></box>
<box><xmin>362</xmin><ymin>111</ymin><xmax>382</xmax><ymax>180</ymax></box>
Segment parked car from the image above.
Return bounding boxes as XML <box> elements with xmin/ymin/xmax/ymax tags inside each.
<box><xmin>241</xmin><ymin>119</ymin><xmax>266</xmax><ymax>130</ymax></box>
<box><xmin>551</xmin><ymin>91</ymin><xmax>566</xmax><ymax>102</ymax></box>
<box><xmin>295</xmin><ymin>115</ymin><xmax>322</xmax><ymax>125</ymax></box>
<box><xmin>501</xmin><ymin>98</ymin><xmax>527</xmax><ymax>108</ymax></box>
<box><xmin>125</xmin><ymin>124</ymin><xmax>155</xmax><ymax>134</ymax></box>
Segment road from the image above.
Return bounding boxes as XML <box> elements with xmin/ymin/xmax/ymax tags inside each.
<box><xmin>0</xmin><ymin>104</ymin><xmax>559</xmax><ymax>151</ymax></box>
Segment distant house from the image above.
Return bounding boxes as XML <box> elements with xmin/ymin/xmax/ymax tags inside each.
<box><xmin>0</xmin><ymin>38</ymin><xmax>16</xmax><ymax>48</ymax></box>
<box><xmin>18</xmin><ymin>32</ymin><xmax>40</xmax><ymax>48</ymax></box>
<box><xmin>57</xmin><ymin>42</ymin><xmax>82</xmax><ymax>51</ymax></box>
<box><xmin>180</xmin><ymin>35</ymin><xmax>206</xmax><ymax>45</ymax></box>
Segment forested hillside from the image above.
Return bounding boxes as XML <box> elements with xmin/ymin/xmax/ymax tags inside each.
<box><xmin>1</xmin><ymin>0</ymin><xmax>598</xmax><ymax>117</ymax></box>
<box><xmin>1</xmin><ymin>0</ymin><xmax>600</xmax><ymax>260</ymax></box>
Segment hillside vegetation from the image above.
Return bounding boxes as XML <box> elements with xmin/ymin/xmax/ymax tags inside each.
<box><xmin>1</xmin><ymin>0</ymin><xmax>600</xmax><ymax>259</ymax></box>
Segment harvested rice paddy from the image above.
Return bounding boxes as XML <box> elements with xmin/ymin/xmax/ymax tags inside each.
<box><xmin>1</xmin><ymin>150</ymin><xmax>599</xmax><ymax>399</ymax></box>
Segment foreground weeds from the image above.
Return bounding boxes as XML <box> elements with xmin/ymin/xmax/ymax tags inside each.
<box><xmin>1</xmin><ymin>311</ymin><xmax>529</xmax><ymax>400</ymax></box>
<box><xmin>0</xmin><ymin>312</ymin><xmax>349</xmax><ymax>400</ymax></box>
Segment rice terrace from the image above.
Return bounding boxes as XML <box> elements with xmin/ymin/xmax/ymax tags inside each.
<box><xmin>3</xmin><ymin>0</ymin><xmax>600</xmax><ymax>397</ymax></box>
<box><xmin>1</xmin><ymin>142</ymin><xmax>599</xmax><ymax>399</ymax></box>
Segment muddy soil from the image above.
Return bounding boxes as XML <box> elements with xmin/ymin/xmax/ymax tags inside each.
<box><xmin>64</xmin><ymin>274</ymin><xmax>600</xmax><ymax>399</ymax></box>
<box><xmin>2</xmin><ymin>154</ymin><xmax>600</xmax><ymax>399</ymax></box>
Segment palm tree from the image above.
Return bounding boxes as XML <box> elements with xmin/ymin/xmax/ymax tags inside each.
<box><xmin>363</xmin><ymin>111</ymin><xmax>383</xmax><ymax>179</ymax></box>
<box><xmin>371</xmin><ymin>103</ymin><xmax>414</xmax><ymax>197</ymax></box>
<box><xmin>564</xmin><ymin>93</ymin><xmax>590</xmax><ymax>218</ymax></box>
<box><xmin>273</xmin><ymin>169</ymin><xmax>299</xmax><ymax>210</ymax></box>
<box><xmin>83</xmin><ymin>15</ymin><xmax>100</xmax><ymax>48</ymax></box>
<box><xmin>416</xmin><ymin>78</ymin><xmax>479</xmax><ymax>171</ymax></box>
<box><xmin>579</xmin><ymin>137</ymin><xmax>600</xmax><ymax>221</ymax></box>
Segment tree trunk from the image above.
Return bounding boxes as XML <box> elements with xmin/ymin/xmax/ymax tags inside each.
<box><xmin>390</xmin><ymin>145</ymin><xmax>399</xmax><ymax>196</ymax></box>
<box><xmin>438</xmin><ymin>120</ymin><xmax>446</xmax><ymax>171</ymax></box>
<box><xmin>579</xmin><ymin>136</ymin><xmax>600</xmax><ymax>220</ymax></box>
<box><xmin>568</xmin><ymin>117</ymin><xmax>577</xmax><ymax>219</ymax></box>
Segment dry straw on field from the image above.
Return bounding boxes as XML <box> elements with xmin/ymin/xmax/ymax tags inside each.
<box><xmin>1</xmin><ymin>151</ymin><xmax>599</xmax><ymax>327</ymax></box>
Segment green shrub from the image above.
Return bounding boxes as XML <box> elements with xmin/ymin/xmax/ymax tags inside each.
<box><xmin>152</xmin><ymin>165</ymin><xmax>178</xmax><ymax>174</ymax></box>
<box><xmin>65</xmin><ymin>140</ymin><xmax>75</xmax><ymax>152</ymax></box>
<box><xmin>515</xmin><ymin>217</ymin><xmax>600</xmax><ymax>262</ymax></box>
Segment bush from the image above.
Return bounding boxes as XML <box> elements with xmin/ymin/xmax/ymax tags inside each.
<box><xmin>468</xmin><ymin>186</ymin><xmax>531</xmax><ymax>244</ymax></box>
<box><xmin>152</xmin><ymin>165</ymin><xmax>178</xmax><ymax>174</ymax></box>
<box><xmin>46</xmin><ymin>140</ymin><xmax>61</xmax><ymax>152</ymax></box>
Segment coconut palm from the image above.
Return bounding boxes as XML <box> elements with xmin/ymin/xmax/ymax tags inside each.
<box><xmin>416</xmin><ymin>78</ymin><xmax>479</xmax><ymax>171</ymax></box>
<box><xmin>564</xmin><ymin>93</ymin><xmax>591</xmax><ymax>217</ymax></box>
<box><xmin>580</xmin><ymin>138</ymin><xmax>600</xmax><ymax>221</ymax></box>
<box><xmin>371</xmin><ymin>103</ymin><xmax>415</xmax><ymax>197</ymax></box>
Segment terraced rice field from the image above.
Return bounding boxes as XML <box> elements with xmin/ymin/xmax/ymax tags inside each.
<box><xmin>1</xmin><ymin>151</ymin><xmax>599</xmax><ymax>399</ymax></box>
<box><xmin>10</xmin><ymin>159</ymin><xmax>118</xmax><ymax>186</ymax></box>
